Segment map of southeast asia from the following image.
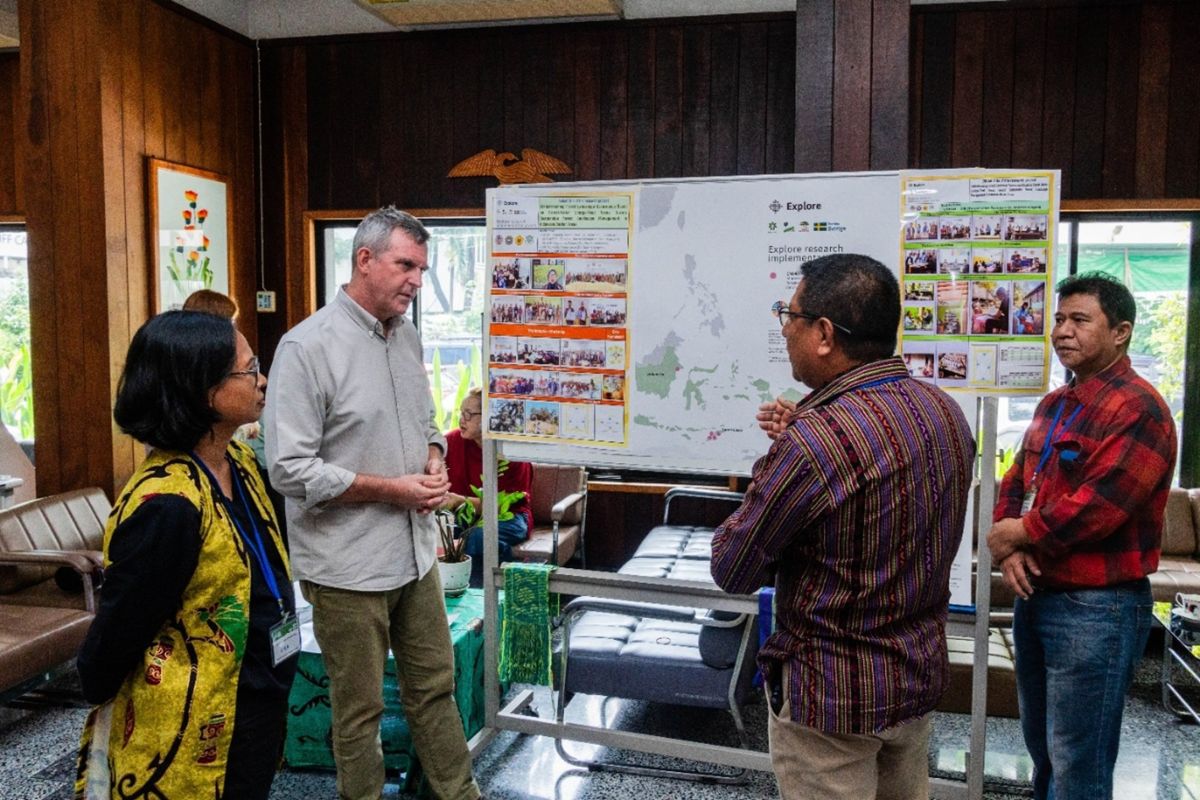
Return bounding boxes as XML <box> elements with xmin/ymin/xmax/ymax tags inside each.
<box><xmin>499</xmin><ymin>173</ymin><xmax>902</xmax><ymax>476</ymax></box>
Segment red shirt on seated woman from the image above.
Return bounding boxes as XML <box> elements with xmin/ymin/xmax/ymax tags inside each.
<box><xmin>443</xmin><ymin>389</ymin><xmax>532</xmax><ymax>586</ymax></box>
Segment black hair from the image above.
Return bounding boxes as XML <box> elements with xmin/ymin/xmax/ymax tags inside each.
<box><xmin>1056</xmin><ymin>271</ymin><xmax>1136</xmax><ymax>328</ymax></box>
<box><xmin>113</xmin><ymin>310</ymin><xmax>237</xmax><ymax>451</ymax></box>
<box><xmin>798</xmin><ymin>254</ymin><xmax>900</xmax><ymax>361</ymax></box>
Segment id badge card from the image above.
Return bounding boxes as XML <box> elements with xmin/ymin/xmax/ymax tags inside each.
<box><xmin>269</xmin><ymin>613</ymin><xmax>302</xmax><ymax>666</ymax></box>
<box><xmin>1020</xmin><ymin>477</ymin><xmax>1038</xmax><ymax>516</ymax></box>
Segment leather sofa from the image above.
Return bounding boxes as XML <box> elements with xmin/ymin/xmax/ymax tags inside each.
<box><xmin>1149</xmin><ymin>487</ymin><xmax>1200</xmax><ymax>602</ymax></box>
<box><xmin>0</xmin><ymin>488</ymin><xmax>109</xmax><ymax>702</ymax></box>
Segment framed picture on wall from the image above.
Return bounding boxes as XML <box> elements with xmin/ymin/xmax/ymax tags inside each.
<box><xmin>147</xmin><ymin>157</ymin><xmax>233</xmax><ymax>312</ymax></box>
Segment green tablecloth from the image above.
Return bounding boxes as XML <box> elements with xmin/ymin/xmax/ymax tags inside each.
<box><xmin>284</xmin><ymin>588</ymin><xmax>494</xmax><ymax>779</ymax></box>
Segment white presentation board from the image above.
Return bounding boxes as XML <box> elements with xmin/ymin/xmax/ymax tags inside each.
<box><xmin>489</xmin><ymin>171</ymin><xmax>903</xmax><ymax>476</ymax></box>
<box><xmin>484</xmin><ymin>170</ymin><xmax>1059</xmax><ymax>610</ymax></box>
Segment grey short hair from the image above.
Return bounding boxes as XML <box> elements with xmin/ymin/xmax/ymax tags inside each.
<box><xmin>352</xmin><ymin>206</ymin><xmax>430</xmax><ymax>260</ymax></box>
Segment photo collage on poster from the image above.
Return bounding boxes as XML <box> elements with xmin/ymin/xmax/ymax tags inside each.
<box><xmin>487</xmin><ymin>252</ymin><xmax>629</xmax><ymax>444</ymax></box>
<box><xmin>899</xmin><ymin>175</ymin><xmax>1055</xmax><ymax>392</ymax></box>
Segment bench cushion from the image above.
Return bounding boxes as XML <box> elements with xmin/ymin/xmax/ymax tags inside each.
<box><xmin>0</xmin><ymin>604</ymin><xmax>92</xmax><ymax>692</ymax></box>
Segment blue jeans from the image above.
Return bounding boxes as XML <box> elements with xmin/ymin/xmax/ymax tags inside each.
<box><xmin>1012</xmin><ymin>578</ymin><xmax>1152</xmax><ymax>800</ymax></box>
<box><xmin>463</xmin><ymin>515</ymin><xmax>529</xmax><ymax>588</ymax></box>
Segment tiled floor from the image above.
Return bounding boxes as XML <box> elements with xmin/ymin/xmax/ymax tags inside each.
<box><xmin>2</xmin><ymin>645</ymin><xmax>1197</xmax><ymax>800</ymax></box>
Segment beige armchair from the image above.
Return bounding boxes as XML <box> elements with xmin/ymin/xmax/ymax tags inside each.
<box><xmin>510</xmin><ymin>463</ymin><xmax>587</xmax><ymax>567</ymax></box>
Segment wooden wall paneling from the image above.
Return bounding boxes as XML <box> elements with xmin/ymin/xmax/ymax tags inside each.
<box><xmin>0</xmin><ymin>55</ymin><xmax>20</xmax><ymax>214</ymax></box>
<box><xmin>503</xmin><ymin>35</ymin><xmax>527</xmax><ymax>160</ymax></box>
<box><xmin>950</xmin><ymin>11</ymin><xmax>985</xmax><ymax>168</ymax></box>
<box><xmin>868</xmin><ymin>0</ymin><xmax>906</xmax><ymax>171</ymax></box>
<box><xmin>573</xmin><ymin>30</ymin><xmax>603</xmax><ymax>181</ymax></box>
<box><xmin>258</xmin><ymin>44</ymin><xmax>309</xmax><ymax>364</ymax></box>
<box><xmin>653</xmin><ymin>25</ymin><xmax>683</xmax><ymax>179</ymax></box>
<box><xmin>831</xmin><ymin>0</ymin><xmax>871</xmax><ymax>171</ymax></box>
<box><xmin>735</xmin><ymin>21</ymin><xmax>768</xmax><ymax>175</ymax></box>
<box><xmin>116</xmin><ymin>0</ymin><xmax>146</xmax><ymax>337</ymax></box>
<box><xmin>445</xmin><ymin>36</ymin><xmax>484</xmax><ymax>208</ymax></box>
<box><xmin>424</xmin><ymin>38</ymin><xmax>457</xmax><ymax>207</ymax></box>
<box><xmin>347</xmin><ymin>41</ymin><xmax>382</xmax><ymax>208</ymax></box>
<box><xmin>22</xmin><ymin>0</ymin><xmax>257</xmax><ymax>494</ymax></box>
<box><xmin>1165</xmin><ymin>3</ymin><xmax>1200</xmax><ymax>197</ymax></box>
<box><xmin>908</xmin><ymin>13</ymin><xmax>924</xmax><ymax>166</ymax></box>
<box><xmin>103</xmin><ymin>0</ymin><xmax>136</xmax><ymax>483</ymax></box>
<box><xmin>795</xmin><ymin>0</ymin><xmax>834</xmax><ymax>171</ymax></box>
<box><xmin>546</xmin><ymin>40</ymin><xmax>577</xmax><ymax>178</ymax></box>
<box><xmin>305</xmin><ymin>44</ymin><xmax>335</xmax><ymax>209</ymax></box>
<box><xmin>78</xmin><ymin>0</ymin><xmax>112</xmax><ymax>491</ymax></box>
<box><xmin>1134</xmin><ymin>4</ymin><xmax>1170</xmax><ymax>199</ymax></box>
<box><xmin>161</xmin><ymin>6</ymin><xmax>191</xmax><ymax>164</ymax></box>
<box><xmin>979</xmin><ymin>9</ymin><xmax>1015</xmax><ymax>169</ymax></box>
<box><xmin>708</xmin><ymin>23</ymin><xmax>739</xmax><ymax>176</ymax></box>
<box><xmin>140</xmin><ymin>3</ymin><xmax>165</xmax><ymax>161</ymax></box>
<box><xmin>680</xmin><ymin>24</ymin><xmax>711</xmax><ymax>177</ymax></box>
<box><xmin>917</xmin><ymin>11</ymin><xmax>954</xmax><ymax>169</ymax></box>
<box><xmin>198</xmin><ymin>24</ymin><xmax>223</xmax><ymax>163</ymax></box>
<box><xmin>764</xmin><ymin>20</ymin><xmax>795</xmax><ymax>174</ymax></box>
<box><xmin>1102</xmin><ymin>4</ymin><xmax>1140</xmax><ymax>198</ymax></box>
<box><xmin>1040</xmin><ymin>7</ymin><xmax>1077</xmax><ymax>196</ymax></box>
<box><xmin>626</xmin><ymin>26</ymin><xmax>655</xmax><ymax>178</ymax></box>
<box><xmin>231</xmin><ymin>42</ymin><xmax>259</xmax><ymax>347</ymax></box>
<box><xmin>521</xmin><ymin>32</ymin><xmax>551</xmax><ymax>159</ymax></box>
<box><xmin>19</xmin><ymin>0</ymin><xmax>61</xmax><ymax>492</ymax></box>
<box><xmin>375</xmin><ymin>40</ymin><xmax>408</xmax><ymax>207</ymax></box>
<box><xmin>282</xmin><ymin>47</ymin><xmax>311</xmax><ymax>336</ymax></box>
<box><xmin>596</xmin><ymin>28</ymin><xmax>625</xmax><ymax>180</ymax></box>
<box><xmin>47</xmin><ymin>2</ymin><xmax>91</xmax><ymax>490</ymax></box>
<box><xmin>1008</xmin><ymin>8</ymin><xmax>1046</xmax><ymax>170</ymax></box>
<box><xmin>1070</xmin><ymin>8</ymin><xmax>1108</xmax><ymax>200</ymax></box>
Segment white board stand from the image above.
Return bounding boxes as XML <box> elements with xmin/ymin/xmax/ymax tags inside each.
<box><xmin>474</xmin><ymin>400</ymin><xmax>1001</xmax><ymax>799</ymax></box>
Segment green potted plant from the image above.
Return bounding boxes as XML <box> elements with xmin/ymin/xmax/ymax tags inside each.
<box><xmin>435</xmin><ymin>511</ymin><xmax>471</xmax><ymax>596</ymax></box>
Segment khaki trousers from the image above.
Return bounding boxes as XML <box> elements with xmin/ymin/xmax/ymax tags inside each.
<box><xmin>767</xmin><ymin>671</ymin><xmax>931</xmax><ymax>800</ymax></box>
<box><xmin>302</xmin><ymin>569</ymin><xmax>480</xmax><ymax>800</ymax></box>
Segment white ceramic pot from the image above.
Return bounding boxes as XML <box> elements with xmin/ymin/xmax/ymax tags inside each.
<box><xmin>438</xmin><ymin>556</ymin><xmax>472</xmax><ymax>596</ymax></box>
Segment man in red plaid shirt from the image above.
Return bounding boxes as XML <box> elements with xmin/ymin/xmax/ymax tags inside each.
<box><xmin>988</xmin><ymin>273</ymin><xmax>1177</xmax><ymax>800</ymax></box>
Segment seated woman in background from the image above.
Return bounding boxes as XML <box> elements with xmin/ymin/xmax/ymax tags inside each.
<box><xmin>75</xmin><ymin>311</ymin><xmax>296</xmax><ymax>800</ymax></box>
<box><xmin>443</xmin><ymin>388</ymin><xmax>533</xmax><ymax>587</ymax></box>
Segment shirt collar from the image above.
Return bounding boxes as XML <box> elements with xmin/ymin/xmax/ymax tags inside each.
<box><xmin>334</xmin><ymin>286</ymin><xmax>407</xmax><ymax>339</ymax></box>
<box><xmin>798</xmin><ymin>356</ymin><xmax>910</xmax><ymax>411</ymax></box>
<box><xmin>1065</xmin><ymin>354</ymin><xmax>1133</xmax><ymax>406</ymax></box>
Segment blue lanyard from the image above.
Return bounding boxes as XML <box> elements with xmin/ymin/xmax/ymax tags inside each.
<box><xmin>190</xmin><ymin>452</ymin><xmax>287</xmax><ymax>615</ymax></box>
<box><xmin>860</xmin><ymin>375</ymin><xmax>904</xmax><ymax>391</ymax></box>
<box><xmin>1035</xmin><ymin>399</ymin><xmax>1084</xmax><ymax>476</ymax></box>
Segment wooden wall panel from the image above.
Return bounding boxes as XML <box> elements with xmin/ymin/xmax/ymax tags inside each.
<box><xmin>1040</xmin><ymin>7</ymin><xmax>1078</xmax><ymax>195</ymax></box>
<box><xmin>794</xmin><ymin>1</ymin><xmax>834</xmax><ymax>171</ymax></box>
<box><xmin>1165</xmin><ymin>2</ymin><xmax>1200</xmax><ymax>198</ymax></box>
<box><xmin>0</xmin><ymin>54</ymin><xmax>22</xmax><ymax>215</ymax></box>
<box><xmin>266</xmin><ymin>16</ymin><xmax>794</xmax><ymax>217</ymax></box>
<box><xmin>257</xmin><ymin>15</ymin><xmax>796</xmax><ymax>363</ymax></box>
<box><xmin>912</xmin><ymin>0</ymin><xmax>1200</xmax><ymax>200</ymax></box>
<box><xmin>949</xmin><ymin>11</ymin><xmax>985</xmax><ymax>168</ymax></box>
<box><xmin>20</xmin><ymin>0</ymin><xmax>257</xmax><ymax>495</ymax></box>
<box><xmin>1071</xmin><ymin>8</ymin><xmax>1108</xmax><ymax>199</ymax></box>
<box><xmin>979</xmin><ymin>10</ymin><xmax>1014</xmax><ymax>169</ymax></box>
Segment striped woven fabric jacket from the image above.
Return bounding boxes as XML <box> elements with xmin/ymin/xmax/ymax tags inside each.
<box><xmin>712</xmin><ymin>357</ymin><xmax>974</xmax><ymax>735</ymax></box>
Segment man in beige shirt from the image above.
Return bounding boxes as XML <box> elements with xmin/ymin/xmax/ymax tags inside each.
<box><xmin>264</xmin><ymin>206</ymin><xmax>480</xmax><ymax>800</ymax></box>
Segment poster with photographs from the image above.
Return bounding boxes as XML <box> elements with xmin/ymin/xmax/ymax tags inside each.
<box><xmin>486</xmin><ymin>192</ymin><xmax>633</xmax><ymax>446</ymax></box>
<box><xmin>899</xmin><ymin>170</ymin><xmax>1058</xmax><ymax>393</ymax></box>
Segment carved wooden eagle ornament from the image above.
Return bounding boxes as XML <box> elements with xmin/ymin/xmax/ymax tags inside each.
<box><xmin>447</xmin><ymin>148</ymin><xmax>572</xmax><ymax>184</ymax></box>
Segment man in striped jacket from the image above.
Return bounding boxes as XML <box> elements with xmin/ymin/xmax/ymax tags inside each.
<box><xmin>712</xmin><ymin>253</ymin><xmax>975</xmax><ymax>800</ymax></box>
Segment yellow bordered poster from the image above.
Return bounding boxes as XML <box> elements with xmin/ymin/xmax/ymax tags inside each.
<box><xmin>898</xmin><ymin>170</ymin><xmax>1059</xmax><ymax>394</ymax></box>
<box><xmin>485</xmin><ymin>192</ymin><xmax>634</xmax><ymax>447</ymax></box>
